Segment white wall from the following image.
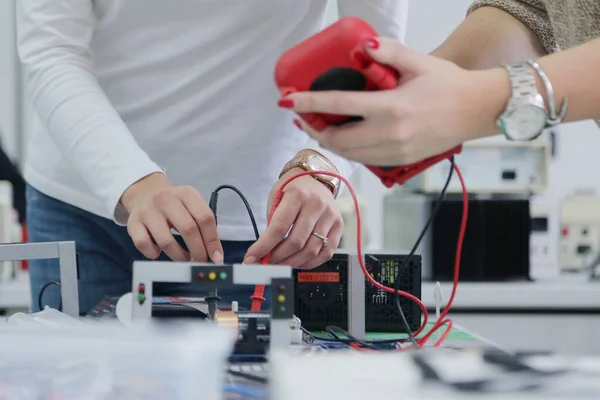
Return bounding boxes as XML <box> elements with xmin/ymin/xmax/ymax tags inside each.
<box><xmin>0</xmin><ymin>0</ymin><xmax>19</xmax><ymax>162</ymax></box>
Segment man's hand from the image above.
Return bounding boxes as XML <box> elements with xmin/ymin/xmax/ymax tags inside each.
<box><xmin>280</xmin><ymin>37</ymin><xmax>510</xmax><ymax>167</ymax></box>
<box><xmin>243</xmin><ymin>168</ymin><xmax>343</xmax><ymax>269</ymax></box>
<box><xmin>121</xmin><ymin>172</ymin><xmax>223</xmax><ymax>263</ymax></box>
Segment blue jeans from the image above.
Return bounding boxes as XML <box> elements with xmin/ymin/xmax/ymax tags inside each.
<box><xmin>26</xmin><ymin>185</ymin><xmax>268</xmax><ymax>314</ymax></box>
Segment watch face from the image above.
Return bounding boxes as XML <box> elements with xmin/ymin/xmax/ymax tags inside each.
<box><xmin>306</xmin><ymin>155</ymin><xmax>340</xmax><ymax>196</ymax></box>
<box><xmin>308</xmin><ymin>155</ymin><xmax>333</xmax><ymax>173</ymax></box>
<box><xmin>504</xmin><ymin>105</ymin><xmax>547</xmax><ymax>141</ymax></box>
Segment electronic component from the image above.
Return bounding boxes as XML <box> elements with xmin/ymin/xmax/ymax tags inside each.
<box><xmin>384</xmin><ymin>192</ymin><xmax>530</xmax><ymax>282</ymax></box>
<box><xmin>130</xmin><ymin>261</ymin><xmax>296</xmax><ymax>352</ymax></box>
<box><xmin>560</xmin><ymin>194</ymin><xmax>600</xmax><ymax>272</ymax></box>
<box><xmin>215</xmin><ymin>311</ymin><xmax>303</xmax><ymax>355</ymax></box>
<box><xmin>529</xmin><ymin>198</ymin><xmax>560</xmax><ymax>279</ymax></box>
<box><xmin>404</xmin><ymin>140</ymin><xmax>550</xmax><ymax>194</ymax></box>
<box><xmin>293</xmin><ymin>251</ymin><xmax>422</xmax><ymax>339</ymax></box>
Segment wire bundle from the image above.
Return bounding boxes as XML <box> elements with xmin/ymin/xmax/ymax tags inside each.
<box><xmin>38</xmin><ymin>157</ymin><xmax>468</xmax><ymax>348</ymax></box>
<box><xmin>253</xmin><ymin>158</ymin><xmax>468</xmax><ymax>350</ymax></box>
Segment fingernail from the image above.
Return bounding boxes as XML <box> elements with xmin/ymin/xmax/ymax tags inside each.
<box><xmin>293</xmin><ymin>119</ymin><xmax>303</xmax><ymax>131</ymax></box>
<box><xmin>244</xmin><ymin>256</ymin><xmax>256</xmax><ymax>264</ymax></box>
<box><xmin>278</xmin><ymin>98</ymin><xmax>295</xmax><ymax>109</ymax></box>
<box><xmin>364</xmin><ymin>37</ymin><xmax>380</xmax><ymax>50</ymax></box>
<box><xmin>213</xmin><ymin>250</ymin><xmax>223</xmax><ymax>264</ymax></box>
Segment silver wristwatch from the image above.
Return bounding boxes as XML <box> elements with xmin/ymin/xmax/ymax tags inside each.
<box><xmin>497</xmin><ymin>62</ymin><xmax>548</xmax><ymax>141</ymax></box>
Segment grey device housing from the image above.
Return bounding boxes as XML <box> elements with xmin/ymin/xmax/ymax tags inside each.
<box><xmin>0</xmin><ymin>241</ymin><xmax>79</xmax><ymax>317</ymax></box>
<box><xmin>130</xmin><ymin>261</ymin><xmax>295</xmax><ymax>350</ymax></box>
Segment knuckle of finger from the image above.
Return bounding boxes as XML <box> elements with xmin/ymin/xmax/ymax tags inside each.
<box><xmin>181</xmin><ymin>185</ymin><xmax>195</xmax><ymax>194</ymax></box>
<box><xmin>288</xmin><ymin>185</ymin><xmax>308</xmax><ymax>199</ymax></box>
<box><xmin>153</xmin><ymin>189</ymin><xmax>173</xmax><ymax>207</ymax></box>
<box><xmin>204</xmin><ymin>236</ymin><xmax>221</xmax><ymax>249</ymax></box>
<box><xmin>389</xmin><ymin>103</ymin><xmax>405</xmax><ymax>119</ymax></box>
<box><xmin>395</xmin><ymin>127</ymin><xmax>411</xmax><ymax>144</ymax></box>
<box><xmin>132</xmin><ymin>238</ymin><xmax>150</xmax><ymax>250</ymax></box>
<box><xmin>332</xmin><ymin>95</ymin><xmax>356</xmax><ymax>114</ymax></box>
<box><xmin>307</xmin><ymin>246</ymin><xmax>320</xmax><ymax>258</ymax></box>
<box><xmin>308</xmin><ymin>195</ymin><xmax>326</xmax><ymax>209</ymax></box>
<box><xmin>273</xmin><ymin>221</ymin><xmax>291</xmax><ymax>237</ymax></box>
<box><xmin>137</xmin><ymin>204</ymin><xmax>154</xmax><ymax>218</ymax></box>
<box><xmin>303</xmin><ymin>96</ymin><xmax>316</xmax><ymax>112</ymax></box>
<box><xmin>197</xmin><ymin>212</ymin><xmax>216</xmax><ymax>226</ymax></box>
<box><xmin>180</xmin><ymin>221</ymin><xmax>199</xmax><ymax>236</ymax></box>
<box><xmin>156</xmin><ymin>238</ymin><xmax>176</xmax><ymax>250</ymax></box>
<box><xmin>323</xmin><ymin>248</ymin><xmax>335</xmax><ymax>261</ymax></box>
<box><xmin>289</xmin><ymin>236</ymin><xmax>305</xmax><ymax>252</ymax></box>
<box><xmin>323</xmin><ymin>207</ymin><xmax>340</xmax><ymax>220</ymax></box>
<box><xmin>181</xmin><ymin>185</ymin><xmax>200</xmax><ymax>197</ymax></box>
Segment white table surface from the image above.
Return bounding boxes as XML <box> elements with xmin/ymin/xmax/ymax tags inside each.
<box><xmin>421</xmin><ymin>277</ymin><xmax>600</xmax><ymax>310</ymax></box>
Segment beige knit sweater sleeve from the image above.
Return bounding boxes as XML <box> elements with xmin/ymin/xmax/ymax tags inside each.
<box><xmin>468</xmin><ymin>0</ymin><xmax>558</xmax><ymax>53</ymax></box>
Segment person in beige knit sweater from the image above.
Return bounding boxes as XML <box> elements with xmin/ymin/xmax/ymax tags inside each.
<box><xmin>278</xmin><ymin>1</ymin><xmax>600</xmax><ymax>167</ymax></box>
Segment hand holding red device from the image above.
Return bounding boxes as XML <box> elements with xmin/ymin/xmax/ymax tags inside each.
<box><xmin>274</xmin><ymin>17</ymin><xmax>461</xmax><ymax>187</ymax></box>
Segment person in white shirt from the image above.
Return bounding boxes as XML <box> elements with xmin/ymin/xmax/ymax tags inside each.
<box><xmin>17</xmin><ymin>0</ymin><xmax>407</xmax><ymax>313</ymax></box>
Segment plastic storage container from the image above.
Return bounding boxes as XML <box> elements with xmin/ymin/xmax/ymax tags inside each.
<box><xmin>0</xmin><ymin>320</ymin><xmax>234</xmax><ymax>399</ymax></box>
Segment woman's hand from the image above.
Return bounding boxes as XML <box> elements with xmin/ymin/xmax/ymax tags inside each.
<box><xmin>280</xmin><ymin>37</ymin><xmax>510</xmax><ymax>166</ymax></box>
<box><xmin>121</xmin><ymin>173</ymin><xmax>224</xmax><ymax>263</ymax></box>
<box><xmin>243</xmin><ymin>168</ymin><xmax>343</xmax><ymax>269</ymax></box>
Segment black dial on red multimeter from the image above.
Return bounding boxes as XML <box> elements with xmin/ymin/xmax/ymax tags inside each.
<box><xmin>310</xmin><ymin>68</ymin><xmax>366</xmax><ymax>126</ymax></box>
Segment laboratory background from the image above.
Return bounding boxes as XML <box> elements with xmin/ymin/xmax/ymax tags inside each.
<box><xmin>0</xmin><ymin>1</ymin><xmax>599</xmax><ymax>399</ymax></box>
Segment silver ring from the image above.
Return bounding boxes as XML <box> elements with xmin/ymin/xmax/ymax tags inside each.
<box><xmin>312</xmin><ymin>232</ymin><xmax>328</xmax><ymax>247</ymax></box>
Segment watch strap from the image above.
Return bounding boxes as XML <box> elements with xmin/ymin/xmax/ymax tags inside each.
<box><xmin>498</xmin><ymin>61</ymin><xmax>549</xmax><ymax>141</ymax></box>
<box><xmin>504</xmin><ymin>62</ymin><xmax>540</xmax><ymax>108</ymax></box>
<box><xmin>527</xmin><ymin>60</ymin><xmax>568</xmax><ymax>126</ymax></box>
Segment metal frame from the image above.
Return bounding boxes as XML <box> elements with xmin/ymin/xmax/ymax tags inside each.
<box><xmin>131</xmin><ymin>261</ymin><xmax>294</xmax><ymax>350</ymax></box>
<box><xmin>0</xmin><ymin>241</ymin><xmax>79</xmax><ymax>317</ymax></box>
<box><xmin>347</xmin><ymin>253</ymin><xmax>366</xmax><ymax>340</ymax></box>
<box><xmin>338</xmin><ymin>249</ymin><xmax>423</xmax><ymax>340</ymax></box>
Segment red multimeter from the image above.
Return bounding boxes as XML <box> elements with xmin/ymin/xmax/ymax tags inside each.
<box><xmin>274</xmin><ymin>17</ymin><xmax>461</xmax><ymax>188</ymax></box>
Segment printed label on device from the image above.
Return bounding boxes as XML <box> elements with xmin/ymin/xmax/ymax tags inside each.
<box><xmin>297</xmin><ymin>272</ymin><xmax>340</xmax><ymax>283</ymax></box>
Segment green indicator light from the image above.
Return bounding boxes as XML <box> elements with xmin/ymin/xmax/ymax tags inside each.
<box><xmin>220</xmin><ymin>272</ymin><xmax>227</xmax><ymax>280</ymax></box>
<box><xmin>280</xmin><ymin>306</ymin><xmax>286</xmax><ymax>313</ymax></box>
<box><xmin>138</xmin><ymin>294</ymin><xmax>146</xmax><ymax>304</ymax></box>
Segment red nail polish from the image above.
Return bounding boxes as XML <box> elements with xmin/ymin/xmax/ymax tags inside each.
<box><xmin>364</xmin><ymin>37</ymin><xmax>380</xmax><ymax>50</ymax></box>
<box><xmin>278</xmin><ymin>98</ymin><xmax>295</xmax><ymax>108</ymax></box>
<box><xmin>293</xmin><ymin>119</ymin><xmax>303</xmax><ymax>131</ymax></box>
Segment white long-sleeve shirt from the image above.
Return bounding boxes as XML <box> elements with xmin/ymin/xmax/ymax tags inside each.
<box><xmin>16</xmin><ymin>0</ymin><xmax>408</xmax><ymax>240</ymax></box>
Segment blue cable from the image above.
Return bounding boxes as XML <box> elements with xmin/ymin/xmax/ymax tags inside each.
<box><xmin>223</xmin><ymin>383</ymin><xmax>268</xmax><ymax>399</ymax></box>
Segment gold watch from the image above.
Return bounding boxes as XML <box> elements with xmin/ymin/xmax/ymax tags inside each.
<box><xmin>280</xmin><ymin>150</ymin><xmax>341</xmax><ymax>197</ymax></box>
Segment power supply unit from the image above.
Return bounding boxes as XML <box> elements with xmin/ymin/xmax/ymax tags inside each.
<box><xmin>403</xmin><ymin>139</ymin><xmax>550</xmax><ymax>194</ymax></box>
<box><xmin>384</xmin><ymin>192</ymin><xmax>530</xmax><ymax>282</ymax></box>
<box><xmin>293</xmin><ymin>251</ymin><xmax>422</xmax><ymax>336</ymax></box>
<box><xmin>560</xmin><ymin>194</ymin><xmax>600</xmax><ymax>272</ymax></box>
